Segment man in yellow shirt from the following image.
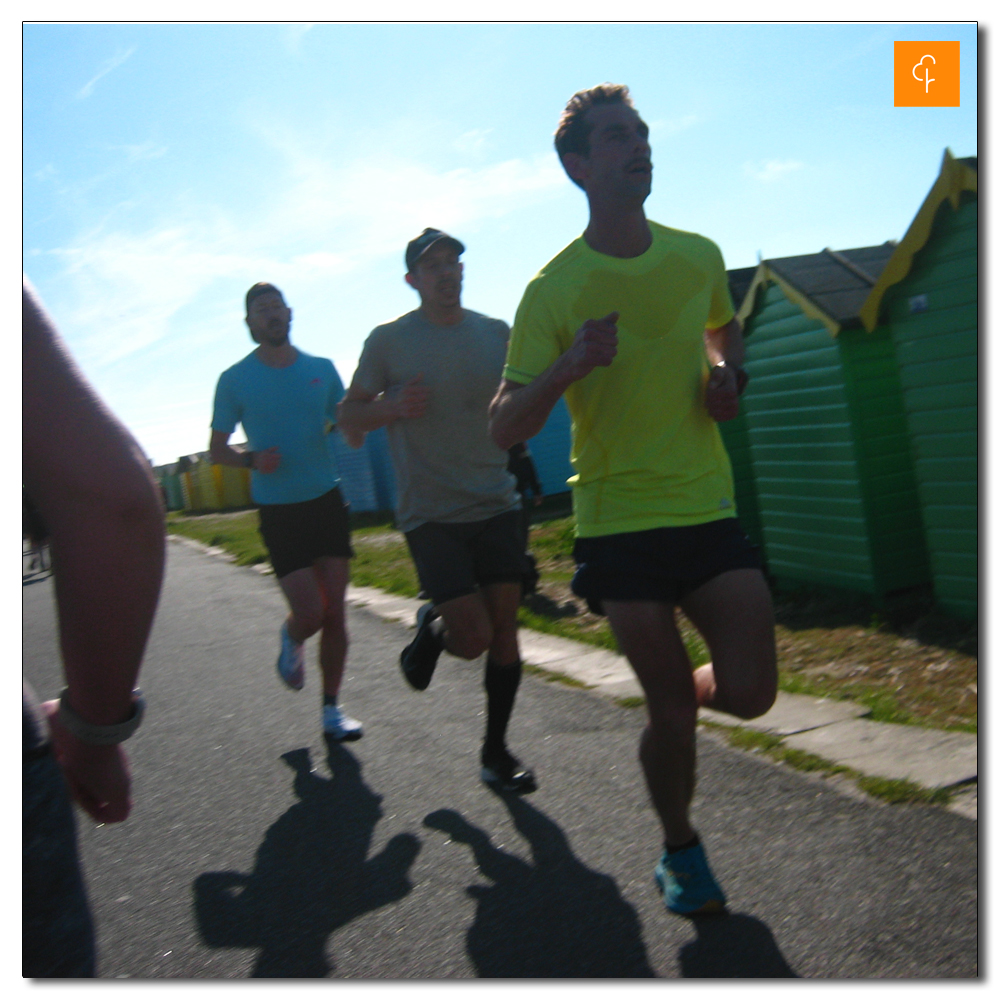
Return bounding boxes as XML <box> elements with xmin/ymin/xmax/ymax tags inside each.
<box><xmin>490</xmin><ymin>84</ymin><xmax>777</xmax><ymax>916</ymax></box>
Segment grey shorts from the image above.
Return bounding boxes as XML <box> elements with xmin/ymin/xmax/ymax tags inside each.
<box><xmin>404</xmin><ymin>509</ymin><xmax>524</xmax><ymax>605</ymax></box>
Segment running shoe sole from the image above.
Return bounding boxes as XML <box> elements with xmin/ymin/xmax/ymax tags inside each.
<box><xmin>400</xmin><ymin>603</ymin><xmax>442</xmax><ymax>691</ymax></box>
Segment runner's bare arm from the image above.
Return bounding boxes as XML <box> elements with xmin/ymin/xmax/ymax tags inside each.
<box><xmin>704</xmin><ymin>316</ymin><xmax>744</xmax><ymax>367</ymax></box>
<box><xmin>704</xmin><ymin>317</ymin><xmax>746</xmax><ymax>422</ymax></box>
<box><xmin>337</xmin><ymin>375</ymin><xmax>430</xmax><ymax>447</ymax></box>
<box><xmin>489</xmin><ymin>312</ymin><xmax>618</xmax><ymax>450</ymax></box>
<box><xmin>209</xmin><ymin>431</ymin><xmax>280</xmax><ymax>473</ymax></box>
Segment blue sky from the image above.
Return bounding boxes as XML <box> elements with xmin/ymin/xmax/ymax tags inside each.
<box><xmin>22</xmin><ymin>21</ymin><xmax>978</xmax><ymax>467</ymax></box>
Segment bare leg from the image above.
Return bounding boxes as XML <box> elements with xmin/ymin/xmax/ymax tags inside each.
<box><xmin>278</xmin><ymin>567</ymin><xmax>325</xmax><ymax>643</ymax></box>
<box><xmin>604</xmin><ymin>599</ymin><xmax>699</xmax><ymax>846</ymax></box>
<box><xmin>435</xmin><ymin>591</ymin><xmax>495</xmax><ymax>660</ymax></box>
<box><xmin>480</xmin><ymin>581</ymin><xmax>522</xmax><ymax>666</ymax></box>
<box><xmin>312</xmin><ymin>557</ymin><xmax>351</xmax><ymax>698</ymax></box>
<box><xmin>681</xmin><ymin>569</ymin><xmax>777</xmax><ymax>720</ymax></box>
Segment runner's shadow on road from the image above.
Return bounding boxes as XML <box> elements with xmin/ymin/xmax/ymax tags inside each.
<box><xmin>678</xmin><ymin>913</ymin><xmax>798</xmax><ymax>978</ymax></box>
<box><xmin>193</xmin><ymin>742</ymin><xmax>420</xmax><ymax>978</ymax></box>
<box><xmin>423</xmin><ymin>791</ymin><xmax>655</xmax><ymax>977</ymax></box>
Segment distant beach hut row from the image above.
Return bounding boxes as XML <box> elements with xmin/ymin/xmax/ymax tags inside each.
<box><xmin>155</xmin><ymin>398</ymin><xmax>574</xmax><ymax>520</ymax></box>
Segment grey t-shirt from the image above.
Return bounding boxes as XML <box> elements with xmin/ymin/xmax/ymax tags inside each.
<box><xmin>352</xmin><ymin>308</ymin><xmax>520</xmax><ymax>532</ymax></box>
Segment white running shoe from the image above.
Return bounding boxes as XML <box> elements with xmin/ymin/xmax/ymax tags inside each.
<box><xmin>276</xmin><ymin>622</ymin><xmax>305</xmax><ymax>691</ymax></box>
<box><xmin>322</xmin><ymin>704</ymin><xmax>364</xmax><ymax>741</ymax></box>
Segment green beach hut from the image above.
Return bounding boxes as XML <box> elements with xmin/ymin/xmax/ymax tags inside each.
<box><xmin>734</xmin><ymin>240</ymin><xmax>931</xmax><ymax>600</ymax></box>
<box><xmin>718</xmin><ymin>266</ymin><xmax>765</xmax><ymax>553</ymax></box>
<box><xmin>858</xmin><ymin>150</ymin><xmax>978</xmax><ymax>619</ymax></box>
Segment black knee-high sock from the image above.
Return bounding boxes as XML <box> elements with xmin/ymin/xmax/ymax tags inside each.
<box><xmin>483</xmin><ymin>658</ymin><xmax>522</xmax><ymax>753</ymax></box>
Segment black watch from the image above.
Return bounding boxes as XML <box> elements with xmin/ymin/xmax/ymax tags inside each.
<box><xmin>243</xmin><ymin>451</ymin><xmax>255</xmax><ymax>469</ymax></box>
<box><xmin>717</xmin><ymin>361</ymin><xmax>749</xmax><ymax>396</ymax></box>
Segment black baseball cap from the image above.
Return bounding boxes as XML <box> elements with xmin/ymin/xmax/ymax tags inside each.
<box><xmin>405</xmin><ymin>228</ymin><xmax>465</xmax><ymax>271</ymax></box>
<box><xmin>245</xmin><ymin>282</ymin><xmax>285</xmax><ymax>314</ymax></box>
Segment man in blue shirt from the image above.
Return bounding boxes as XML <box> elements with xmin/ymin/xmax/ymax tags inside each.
<box><xmin>210</xmin><ymin>283</ymin><xmax>361</xmax><ymax>740</ymax></box>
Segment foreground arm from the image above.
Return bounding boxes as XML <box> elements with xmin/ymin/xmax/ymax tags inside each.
<box><xmin>22</xmin><ymin>278</ymin><xmax>166</xmax><ymax>824</ymax></box>
<box><xmin>489</xmin><ymin>312</ymin><xmax>618</xmax><ymax>451</ymax></box>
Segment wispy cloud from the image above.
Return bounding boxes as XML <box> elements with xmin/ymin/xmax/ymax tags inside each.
<box><xmin>453</xmin><ymin>128</ymin><xmax>493</xmax><ymax>156</ymax></box>
<box><xmin>110</xmin><ymin>141</ymin><xmax>168</xmax><ymax>163</ymax></box>
<box><xmin>284</xmin><ymin>23</ymin><xmax>315</xmax><ymax>55</ymax></box>
<box><xmin>651</xmin><ymin>114</ymin><xmax>699</xmax><ymax>137</ymax></box>
<box><xmin>743</xmin><ymin>159</ymin><xmax>804</xmax><ymax>183</ymax></box>
<box><xmin>37</xmin><ymin>143</ymin><xmax>568</xmax><ymax>370</ymax></box>
<box><xmin>76</xmin><ymin>46</ymin><xmax>136</xmax><ymax>100</ymax></box>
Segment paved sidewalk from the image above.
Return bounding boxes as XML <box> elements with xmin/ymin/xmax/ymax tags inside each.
<box><xmin>165</xmin><ymin>539</ymin><xmax>977</xmax><ymax>821</ymax></box>
<box><xmin>345</xmin><ymin>583</ymin><xmax>978</xmax><ymax>822</ymax></box>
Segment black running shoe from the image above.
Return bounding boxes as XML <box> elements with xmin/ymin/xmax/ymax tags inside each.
<box><xmin>400</xmin><ymin>602</ymin><xmax>443</xmax><ymax>691</ymax></box>
<box><xmin>481</xmin><ymin>745</ymin><xmax>537</xmax><ymax>794</ymax></box>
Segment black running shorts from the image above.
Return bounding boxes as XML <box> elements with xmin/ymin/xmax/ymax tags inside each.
<box><xmin>404</xmin><ymin>509</ymin><xmax>524</xmax><ymax>606</ymax></box>
<box><xmin>571</xmin><ymin>517</ymin><xmax>762</xmax><ymax>616</ymax></box>
<box><xmin>257</xmin><ymin>487</ymin><xmax>353</xmax><ymax>580</ymax></box>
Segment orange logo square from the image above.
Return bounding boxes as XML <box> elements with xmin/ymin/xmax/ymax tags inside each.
<box><xmin>894</xmin><ymin>41</ymin><xmax>960</xmax><ymax>107</ymax></box>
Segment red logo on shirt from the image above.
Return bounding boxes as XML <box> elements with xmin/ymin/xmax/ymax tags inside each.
<box><xmin>309</xmin><ymin>377</ymin><xmax>322</xmax><ymax>386</ymax></box>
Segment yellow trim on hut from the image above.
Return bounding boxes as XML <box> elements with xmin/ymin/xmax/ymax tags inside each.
<box><xmin>735</xmin><ymin>263</ymin><xmax>842</xmax><ymax>338</ymax></box>
<box><xmin>858</xmin><ymin>148</ymin><xmax>978</xmax><ymax>333</ymax></box>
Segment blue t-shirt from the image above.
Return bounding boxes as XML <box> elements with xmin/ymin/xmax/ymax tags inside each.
<box><xmin>211</xmin><ymin>349</ymin><xmax>344</xmax><ymax>506</ymax></box>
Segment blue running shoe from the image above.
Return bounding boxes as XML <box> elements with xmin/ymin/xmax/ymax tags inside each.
<box><xmin>276</xmin><ymin>622</ymin><xmax>305</xmax><ymax>691</ymax></box>
<box><xmin>654</xmin><ymin>843</ymin><xmax>727</xmax><ymax>916</ymax></box>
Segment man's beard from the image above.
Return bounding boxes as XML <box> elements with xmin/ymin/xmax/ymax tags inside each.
<box><xmin>261</xmin><ymin>323</ymin><xmax>289</xmax><ymax>345</ymax></box>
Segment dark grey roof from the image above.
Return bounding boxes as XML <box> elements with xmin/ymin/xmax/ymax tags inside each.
<box><xmin>726</xmin><ymin>266</ymin><xmax>757</xmax><ymax>314</ymax></box>
<box><xmin>764</xmin><ymin>241</ymin><xmax>898</xmax><ymax>329</ymax></box>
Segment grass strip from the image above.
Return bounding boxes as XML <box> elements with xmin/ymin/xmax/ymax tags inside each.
<box><xmin>522</xmin><ymin>664</ymin><xmax>591</xmax><ymax>689</ymax></box>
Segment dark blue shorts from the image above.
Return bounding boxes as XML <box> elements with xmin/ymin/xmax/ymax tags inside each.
<box><xmin>258</xmin><ymin>487</ymin><xmax>353</xmax><ymax>579</ymax></box>
<box><xmin>571</xmin><ymin>517</ymin><xmax>762</xmax><ymax>616</ymax></box>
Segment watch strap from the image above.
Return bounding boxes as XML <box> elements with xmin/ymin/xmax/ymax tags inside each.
<box><xmin>58</xmin><ymin>689</ymin><xmax>145</xmax><ymax>745</ymax></box>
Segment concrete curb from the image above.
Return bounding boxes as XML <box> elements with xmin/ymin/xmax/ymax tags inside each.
<box><xmin>166</xmin><ymin>537</ymin><xmax>977</xmax><ymax>820</ymax></box>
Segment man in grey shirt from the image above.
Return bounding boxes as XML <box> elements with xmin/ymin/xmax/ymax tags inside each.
<box><xmin>339</xmin><ymin>229</ymin><xmax>535</xmax><ymax>793</ymax></box>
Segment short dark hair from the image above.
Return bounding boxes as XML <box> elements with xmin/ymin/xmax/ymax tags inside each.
<box><xmin>245</xmin><ymin>282</ymin><xmax>284</xmax><ymax>315</ymax></box>
<box><xmin>554</xmin><ymin>83</ymin><xmax>634</xmax><ymax>160</ymax></box>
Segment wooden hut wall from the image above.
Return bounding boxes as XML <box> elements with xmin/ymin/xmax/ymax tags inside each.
<box><xmin>741</xmin><ymin>282</ymin><xmax>880</xmax><ymax>593</ymax></box>
<box><xmin>878</xmin><ymin>191</ymin><xmax>978</xmax><ymax>618</ymax></box>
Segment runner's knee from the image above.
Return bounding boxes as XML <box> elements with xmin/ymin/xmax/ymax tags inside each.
<box><xmin>724</xmin><ymin>685</ymin><xmax>777</xmax><ymax>720</ymax></box>
<box><xmin>290</xmin><ymin>605</ymin><xmax>325</xmax><ymax>638</ymax></box>
<box><xmin>645</xmin><ymin>702</ymin><xmax>698</xmax><ymax>741</ymax></box>
<box><xmin>445</xmin><ymin>620</ymin><xmax>493</xmax><ymax>660</ymax></box>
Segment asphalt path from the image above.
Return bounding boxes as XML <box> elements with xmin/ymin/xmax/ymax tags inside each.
<box><xmin>22</xmin><ymin>541</ymin><xmax>978</xmax><ymax>979</ymax></box>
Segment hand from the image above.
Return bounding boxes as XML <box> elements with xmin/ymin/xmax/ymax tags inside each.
<box><xmin>559</xmin><ymin>312</ymin><xmax>619</xmax><ymax>384</ymax></box>
<box><xmin>255</xmin><ymin>446</ymin><xmax>281</xmax><ymax>474</ymax></box>
<box><xmin>41</xmin><ymin>700</ymin><xmax>133</xmax><ymax>824</ymax></box>
<box><xmin>705</xmin><ymin>364</ymin><xmax>740</xmax><ymax>422</ymax></box>
<box><xmin>388</xmin><ymin>374</ymin><xmax>430</xmax><ymax>420</ymax></box>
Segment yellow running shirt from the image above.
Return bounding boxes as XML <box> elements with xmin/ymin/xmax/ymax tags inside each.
<box><xmin>504</xmin><ymin>221</ymin><xmax>737</xmax><ymax>538</ymax></box>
